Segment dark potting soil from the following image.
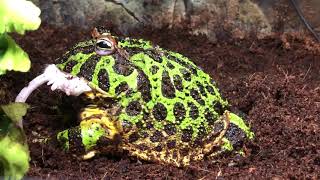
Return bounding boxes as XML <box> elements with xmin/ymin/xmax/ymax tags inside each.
<box><xmin>1</xmin><ymin>23</ymin><xmax>320</xmax><ymax>179</ymax></box>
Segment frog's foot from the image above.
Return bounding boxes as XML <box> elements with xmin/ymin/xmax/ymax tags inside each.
<box><xmin>206</xmin><ymin>111</ymin><xmax>253</xmax><ymax>159</ymax></box>
<box><xmin>82</xmin><ymin>150</ymin><xmax>98</xmax><ymax>160</ymax></box>
<box><xmin>56</xmin><ymin>104</ymin><xmax>123</xmax><ymax>158</ymax></box>
<box><xmin>202</xmin><ymin>111</ymin><xmax>231</xmax><ymax>157</ymax></box>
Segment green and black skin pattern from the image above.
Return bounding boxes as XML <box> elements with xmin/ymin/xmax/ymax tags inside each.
<box><xmin>55</xmin><ymin>30</ymin><xmax>254</xmax><ymax>167</ymax></box>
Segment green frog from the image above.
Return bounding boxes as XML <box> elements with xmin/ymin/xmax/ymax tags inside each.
<box><xmin>51</xmin><ymin>27</ymin><xmax>254</xmax><ymax>167</ymax></box>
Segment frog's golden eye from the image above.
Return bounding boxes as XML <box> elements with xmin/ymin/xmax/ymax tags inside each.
<box><xmin>95</xmin><ymin>38</ymin><xmax>115</xmax><ymax>55</ymax></box>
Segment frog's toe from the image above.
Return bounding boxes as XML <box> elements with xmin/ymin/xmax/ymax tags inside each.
<box><xmin>82</xmin><ymin>150</ymin><xmax>98</xmax><ymax>160</ymax></box>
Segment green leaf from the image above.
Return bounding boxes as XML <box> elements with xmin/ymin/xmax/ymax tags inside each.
<box><xmin>0</xmin><ymin>135</ymin><xmax>29</xmax><ymax>180</ymax></box>
<box><xmin>0</xmin><ymin>34</ymin><xmax>31</xmax><ymax>75</ymax></box>
<box><xmin>0</xmin><ymin>0</ymin><xmax>41</xmax><ymax>34</ymax></box>
<box><xmin>1</xmin><ymin>103</ymin><xmax>29</xmax><ymax>123</ymax></box>
<box><xmin>0</xmin><ymin>103</ymin><xmax>30</xmax><ymax>179</ymax></box>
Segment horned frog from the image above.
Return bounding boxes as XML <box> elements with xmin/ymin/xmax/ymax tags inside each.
<box><xmin>47</xmin><ymin>27</ymin><xmax>254</xmax><ymax>167</ymax></box>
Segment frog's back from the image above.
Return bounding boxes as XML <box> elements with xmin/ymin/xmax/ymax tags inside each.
<box><xmin>116</xmin><ymin>37</ymin><xmax>229</xmax><ymax>138</ymax></box>
<box><xmin>112</xmin><ymin>38</ymin><xmax>235</xmax><ymax>165</ymax></box>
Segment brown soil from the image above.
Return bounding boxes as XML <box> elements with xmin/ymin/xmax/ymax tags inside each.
<box><xmin>1</xmin><ymin>24</ymin><xmax>320</xmax><ymax>179</ymax></box>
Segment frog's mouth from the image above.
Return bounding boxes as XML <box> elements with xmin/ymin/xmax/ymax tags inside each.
<box><xmin>15</xmin><ymin>64</ymin><xmax>92</xmax><ymax>127</ymax></box>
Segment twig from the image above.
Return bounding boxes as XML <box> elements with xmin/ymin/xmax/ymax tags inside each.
<box><xmin>105</xmin><ymin>0</ymin><xmax>142</xmax><ymax>24</ymax></box>
<box><xmin>289</xmin><ymin>0</ymin><xmax>320</xmax><ymax>42</ymax></box>
<box><xmin>302</xmin><ymin>63</ymin><xmax>311</xmax><ymax>81</ymax></box>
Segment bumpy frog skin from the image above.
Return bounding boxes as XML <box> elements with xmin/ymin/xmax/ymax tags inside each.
<box><xmin>49</xmin><ymin>28</ymin><xmax>254</xmax><ymax>167</ymax></box>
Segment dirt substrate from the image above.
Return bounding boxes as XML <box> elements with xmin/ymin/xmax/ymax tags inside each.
<box><xmin>1</xmin><ymin>24</ymin><xmax>320</xmax><ymax>179</ymax></box>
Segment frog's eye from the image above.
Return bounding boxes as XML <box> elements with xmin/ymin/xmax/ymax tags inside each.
<box><xmin>95</xmin><ymin>38</ymin><xmax>115</xmax><ymax>55</ymax></box>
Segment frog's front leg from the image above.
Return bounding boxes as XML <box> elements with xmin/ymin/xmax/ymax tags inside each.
<box><xmin>199</xmin><ymin>111</ymin><xmax>230</xmax><ymax>158</ymax></box>
<box><xmin>57</xmin><ymin>105</ymin><xmax>123</xmax><ymax>159</ymax></box>
<box><xmin>205</xmin><ymin>111</ymin><xmax>251</xmax><ymax>159</ymax></box>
